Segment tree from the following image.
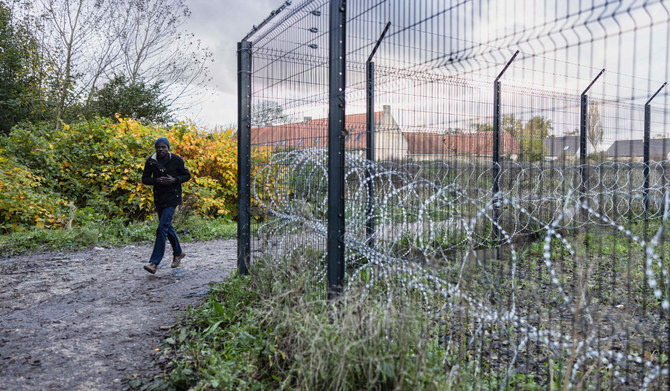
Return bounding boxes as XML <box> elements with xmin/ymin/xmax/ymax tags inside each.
<box><xmin>471</xmin><ymin>122</ymin><xmax>493</xmax><ymax>132</ymax></box>
<box><xmin>86</xmin><ymin>74</ymin><xmax>171</xmax><ymax>124</ymax></box>
<box><xmin>525</xmin><ymin>116</ymin><xmax>552</xmax><ymax>138</ymax></box>
<box><xmin>252</xmin><ymin>100</ymin><xmax>289</xmax><ymax>127</ymax></box>
<box><xmin>117</xmin><ymin>0</ymin><xmax>213</xmax><ymax>111</ymax></box>
<box><xmin>36</xmin><ymin>0</ymin><xmax>114</xmax><ymax>122</ymax></box>
<box><xmin>502</xmin><ymin>115</ymin><xmax>523</xmax><ymax>137</ymax></box>
<box><xmin>518</xmin><ymin>116</ymin><xmax>551</xmax><ymax>161</ymax></box>
<box><xmin>0</xmin><ymin>0</ymin><xmax>47</xmax><ymax>134</ymax></box>
<box><xmin>34</xmin><ymin>0</ymin><xmax>212</xmax><ymax>122</ymax></box>
<box><xmin>587</xmin><ymin>101</ymin><xmax>603</xmax><ymax>152</ymax></box>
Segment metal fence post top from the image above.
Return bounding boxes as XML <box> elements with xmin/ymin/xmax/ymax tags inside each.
<box><xmin>646</xmin><ymin>82</ymin><xmax>667</xmax><ymax>105</ymax></box>
<box><xmin>495</xmin><ymin>50</ymin><xmax>520</xmax><ymax>82</ymax></box>
<box><xmin>237</xmin><ymin>40</ymin><xmax>253</xmax><ymax>48</ymax></box>
<box><xmin>581</xmin><ymin>69</ymin><xmax>605</xmax><ymax>96</ymax></box>
<box><xmin>367</xmin><ymin>21</ymin><xmax>392</xmax><ymax>63</ymax></box>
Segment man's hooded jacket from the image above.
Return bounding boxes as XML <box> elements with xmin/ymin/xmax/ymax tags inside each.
<box><xmin>142</xmin><ymin>152</ymin><xmax>191</xmax><ymax>209</ymax></box>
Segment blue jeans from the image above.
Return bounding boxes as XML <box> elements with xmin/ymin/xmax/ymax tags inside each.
<box><xmin>149</xmin><ymin>206</ymin><xmax>183</xmax><ymax>265</ymax></box>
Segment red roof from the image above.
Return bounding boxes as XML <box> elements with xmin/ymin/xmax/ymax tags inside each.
<box><xmin>405</xmin><ymin>131</ymin><xmax>521</xmax><ymax>156</ymax></box>
<box><xmin>252</xmin><ymin>113</ymin><xmax>521</xmax><ymax>157</ymax></box>
<box><xmin>251</xmin><ymin>112</ymin><xmax>382</xmax><ymax>149</ymax></box>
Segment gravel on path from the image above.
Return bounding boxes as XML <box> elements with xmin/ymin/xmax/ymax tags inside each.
<box><xmin>0</xmin><ymin>239</ymin><xmax>236</xmax><ymax>391</ymax></box>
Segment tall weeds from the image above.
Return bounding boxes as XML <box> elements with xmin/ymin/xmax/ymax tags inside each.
<box><xmin>162</xmin><ymin>253</ymin><xmax>449</xmax><ymax>391</ymax></box>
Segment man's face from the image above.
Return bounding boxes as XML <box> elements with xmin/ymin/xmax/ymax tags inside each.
<box><xmin>155</xmin><ymin>143</ymin><xmax>169</xmax><ymax>159</ymax></box>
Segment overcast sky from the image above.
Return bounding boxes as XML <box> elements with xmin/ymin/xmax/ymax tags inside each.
<box><xmin>183</xmin><ymin>0</ymin><xmax>286</xmax><ymax>128</ymax></box>
<box><xmin>181</xmin><ymin>0</ymin><xmax>668</xmax><ymax>136</ymax></box>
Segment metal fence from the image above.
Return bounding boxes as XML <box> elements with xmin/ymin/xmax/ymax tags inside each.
<box><xmin>238</xmin><ymin>0</ymin><xmax>670</xmax><ymax>388</ymax></box>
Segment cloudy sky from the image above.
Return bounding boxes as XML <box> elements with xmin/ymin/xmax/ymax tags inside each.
<box><xmin>180</xmin><ymin>0</ymin><xmax>668</xmax><ymax>138</ymax></box>
<box><xmin>182</xmin><ymin>0</ymin><xmax>286</xmax><ymax>128</ymax></box>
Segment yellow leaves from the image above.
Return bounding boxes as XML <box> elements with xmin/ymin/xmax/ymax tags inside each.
<box><xmin>3</xmin><ymin>117</ymin><xmax>239</xmax><ymax>233</ymax></box>
<box><xmin>0</xmin><ymin>155</ymin><xmax>67</xmax><ymax>231</ymax></box>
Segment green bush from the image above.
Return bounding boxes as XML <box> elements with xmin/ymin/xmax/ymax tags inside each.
<box><xmin>0</xmin><ymin>117</ymin><xmax>237</xmax><ymax>234</ymax></box>
<box><xmin>0</xmin><ymin>151</ymin><xmax>67</xmax><ymax>232</ymax></box>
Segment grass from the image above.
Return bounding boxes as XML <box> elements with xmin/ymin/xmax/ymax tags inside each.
<box><xmin>122</xmin><ymin>212</ymin><xmax>670</xmax><ymax>391</ymax></box>
<box><xmin>0</xmin><ymin>214</ymin><xmax>236</xmax><ymax>255</ymax></box>
<box><xmin>135</xmin><ymin>253</ymin><xmax>453</xmax><ymax>391</ymax></box>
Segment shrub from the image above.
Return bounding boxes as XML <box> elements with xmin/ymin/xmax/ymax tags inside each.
<box><xmin>0</xmin><ymin>117</ymin><xmax>238</xmax><ymax>232</ymax></box>
<box><xmin>0</xmin><ymin>151</ymin><xmax>67</xmax><ymax>232</ymax></box>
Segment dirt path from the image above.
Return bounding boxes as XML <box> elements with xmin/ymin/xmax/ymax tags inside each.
<box><xmin>0</xmin><ymin>240</ymin><xmax>237</xmax><ymax>391</ymax></box>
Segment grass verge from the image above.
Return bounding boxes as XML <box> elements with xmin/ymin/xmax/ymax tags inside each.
<box><xmin>0</xmin><ymin>215</ymin><xmax>236</xmax><ymax>255</ymax></box>
<box><xmin>133</xmin><ymin>255</ymin><xmax>450</xmax><ymax>391</ymax></box>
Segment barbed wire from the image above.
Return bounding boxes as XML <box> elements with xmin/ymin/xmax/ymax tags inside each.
<box><xmin>251</xmin><ymin>148</ymin><xmax>669</xmax><ymax>389</ymax></box>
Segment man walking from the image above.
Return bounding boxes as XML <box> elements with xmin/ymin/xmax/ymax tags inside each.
<box><xmin>141</xmin><ymin>137</ymin><xmax>191</xmax><ymax>274</ymax></box>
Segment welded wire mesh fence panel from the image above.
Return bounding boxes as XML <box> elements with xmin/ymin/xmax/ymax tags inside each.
<box><xmin>241</xmin><ymin>0</ymin><xmax>670</xmax><ymax>388</ymax></box>
<box><xmin>247</xmin><ymin>0</ymin><xmax>331</xmax><ymax>285</ymax></box>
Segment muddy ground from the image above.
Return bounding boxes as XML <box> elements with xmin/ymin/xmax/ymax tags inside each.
<box><xmin>0</xmin><ymin>240</ymin><xmax>237</xmax><ymax>391</ymax></box>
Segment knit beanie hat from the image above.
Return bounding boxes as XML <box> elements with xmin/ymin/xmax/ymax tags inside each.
<box><xmin>155</xmin><ymin>137</ymin><xmax>170</xmax><ymax>149</ymax></box>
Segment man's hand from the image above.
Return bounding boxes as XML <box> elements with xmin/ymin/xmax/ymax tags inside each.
<box><xmin>156</xmin><ymin>175</ymin><xmax>177</xmax><ymax>185</ymax></box>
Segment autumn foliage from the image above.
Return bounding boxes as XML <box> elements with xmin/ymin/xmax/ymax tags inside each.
<box><xmin>0</xmin><ymin>117</ymin><xmax>238</xmax><ymax>233</ymax></box>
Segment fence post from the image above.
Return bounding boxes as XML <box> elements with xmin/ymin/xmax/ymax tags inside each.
<box><xmin>365</xmin><ymin>22</ymin><xmax>391</xmax><ymax>249</ymax></box>
<box><xmin>579</xmin><ymin>94</ymin><xmax>588</xmax><ymax>203</ymax></box>
<box><xmin>492</xmin><ymin>50</ymin><xmax>518</xmax><ymax>256</ymax></box>
<box><xmin>493</xmin><ymin>79</ymin><xmax>501</xmax><ymax>251</ymax></box>
<box><xmin>644</xmin><ymin>82</ymin><xmax>667</xmax><ymax>215</ymax></box>
<box><xmin>579</xmin><ymin>69</ymin><xmax>604</xmax><ymax>211</ymax></box>
<box><xmin>328</xmin><ymin>0</ymin><xmax>347</xmax><ymax>300</ymax></box>
<box><xmin>365</xmin><ymin>61</ymin><xmax>375</xmax><ymax>247</ymax></box>
<box><xmin>237</xmin><ymin>40</ymin><xmax>252</xmax><ymax>275</ymax></box>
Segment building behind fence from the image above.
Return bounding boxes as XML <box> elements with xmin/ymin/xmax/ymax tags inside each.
<box><xmin>238</xmin><ymin>0</ymin><xmax>670</xmax><ymax>388</ymax></box>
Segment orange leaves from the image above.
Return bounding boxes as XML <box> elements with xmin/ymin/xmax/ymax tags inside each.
<box><xmin>169</xmin><ymin>123</ymin><xmax>238</xmax><ymax>217</ymax></box>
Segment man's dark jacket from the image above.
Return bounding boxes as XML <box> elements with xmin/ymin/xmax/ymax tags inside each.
<box><xmin>142</xmin><ymin>153</ymin><xmax>191</xmax><ymax>209</ymax></box>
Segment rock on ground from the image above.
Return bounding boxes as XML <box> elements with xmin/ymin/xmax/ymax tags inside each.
<box><xmin>0</xmin><ymin>239</ymin><xmax>236</xmax><ymax>391</ymax></box>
